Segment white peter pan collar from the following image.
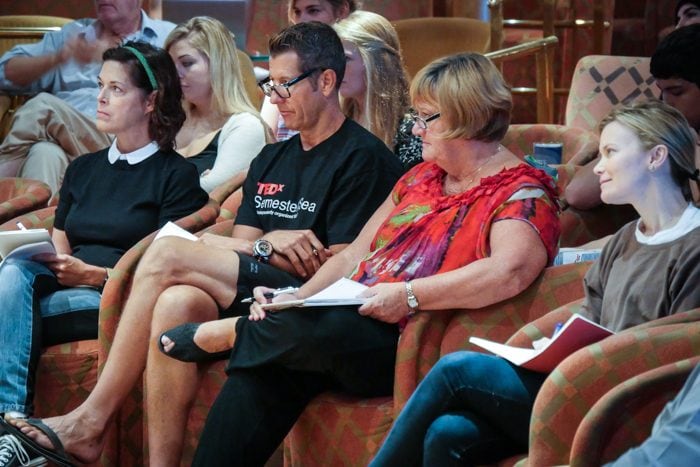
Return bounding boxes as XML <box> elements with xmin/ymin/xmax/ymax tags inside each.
<box><xmin>108</xmin><ymin>140</ymin><xmax>159</xmax><ymax>165</ymax></box>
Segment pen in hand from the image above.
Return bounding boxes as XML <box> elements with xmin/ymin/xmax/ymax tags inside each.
<box><xmin>241</xmin><ymin>286</ymin><xmax>299</xmax><ymax>303</ymax></box>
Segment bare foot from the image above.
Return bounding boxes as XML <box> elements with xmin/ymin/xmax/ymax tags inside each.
<box><xmin>160</xmin><ymin>318</ymin><xmax>237</xmax><ymax>354</ymax></box>
<box><xmin>6</xmin><ymin>408</ymin><xmax>107</xmax><ymax>464</ymax></box>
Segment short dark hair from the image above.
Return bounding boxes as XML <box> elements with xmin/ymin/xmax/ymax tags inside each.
<box><xmin>650</xmin><ymin>23</ymin><xmax>700</xmax><ymax>88</ymax></box>
<box><xmin>103</xmin><ymin>41</ymin><xmax>185</xmax><ymax>150</ymax></box>
<box><xmin>268</xmin><ymin>21</ymin><xmax>346</xmax><ymax>89</ymax></box>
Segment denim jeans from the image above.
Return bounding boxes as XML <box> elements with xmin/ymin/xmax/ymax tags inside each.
<box><xmin>370</xmin><ymin>351</ymin><xmax>547</xmax><ymax>467</ymax></box>
<box><xmin>0</xmin><ymin>258</ymin><xmax>100</xmax><ymax>415</ymax></box>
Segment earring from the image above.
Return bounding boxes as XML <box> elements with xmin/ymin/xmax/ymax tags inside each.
<box><xmin>649</xmin><ymin>165</ymin><xmax>656</xmax><ymax>172</ymax></box>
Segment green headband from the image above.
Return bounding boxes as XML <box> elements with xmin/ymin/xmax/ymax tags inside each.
<box><xmin>123</xmin><ymin>46</ymin><xmax>157</xmax><ymax>90</ymax></box>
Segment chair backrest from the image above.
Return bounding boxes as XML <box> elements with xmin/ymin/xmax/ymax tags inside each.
<box><xmin>236</xmin><ymin>49</ymin><xmax>262</xmax><ymax>110</ymax></box>
<box><xmin>565</xmin><ymin>55</ymin><xmax>659</xmax><ymax>132</ymax></box>
<box><xmin>0</xmin><ymin>15</ymin><xmax>72</xmax><ymax>56</ymax></box>
<box><xmin>392</xmin><ymin>17</ymin><xmax>490</xmax><ymax>78</ymax></box>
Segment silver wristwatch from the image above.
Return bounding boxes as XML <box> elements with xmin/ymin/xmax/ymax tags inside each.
<box><xmin>405</xmin><ymin>281</ymin><xmax>419</xmax><ymax>314</ymax></box>
<box><xmin>253</xmin><ymin>238</ymin><xmax>273</xmax><ymax>263</ymax></box>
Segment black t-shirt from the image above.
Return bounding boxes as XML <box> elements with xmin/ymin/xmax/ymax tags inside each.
<box><xmin>54</xmin><ymin>148</ymin><xmax>209</xmax><ymax>267</ymax></box>
<box><xmin>184</xmin><ymin>130</ymin><xmax>220</xmax><ymax>175</ymax></box>
<box><xmin>236</xmin><ymin>118</ymin><xmax>403</xmax><ymax>246</ymax></box>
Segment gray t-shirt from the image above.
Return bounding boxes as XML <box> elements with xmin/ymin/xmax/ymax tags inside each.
<box><xmin>580</xmin><ymin>221</ymin><xmax>700</xmax><ymax>332</ymax></box>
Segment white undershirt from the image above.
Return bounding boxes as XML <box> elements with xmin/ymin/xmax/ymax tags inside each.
<box><xmin>635</xmin><ymin>203</ymin><xmax>700</xmax><ymax>245</ymax></box>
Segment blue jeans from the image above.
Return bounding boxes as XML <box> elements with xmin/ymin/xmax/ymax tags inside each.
<box><xmin>0</xmin><ymin>258</ymin><xmax>100</xmax><ymax>415</ymax></box>
<box><xmin>370</xmin><ymin>351</ymin><xmax>547</xmax><ymax>467</ymax></box>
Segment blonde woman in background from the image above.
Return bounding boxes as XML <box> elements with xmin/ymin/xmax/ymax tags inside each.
<box><xmin>335</xmin><ymin>10</ymin><xmax>422</xmax><ymax>169</ymax></box>
<box><xmin>260</xmin><ymin>0</ymin><xmax>358</xmax><ymax>140</ymax></box>
<box><xmin>166</xmin><ymin>16</ymin><xmax>273</xmax><ymax>192</ymax></box>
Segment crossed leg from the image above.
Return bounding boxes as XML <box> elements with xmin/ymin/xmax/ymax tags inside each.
<box><xmin>146</xmin><ymin>285</ymin><xmax>239</xmax><ymax>467</ymax></box>
<box><xmin>8</xmin><ymin>237</ymin><xmax>240</xmax><ymax>464</ymax></box>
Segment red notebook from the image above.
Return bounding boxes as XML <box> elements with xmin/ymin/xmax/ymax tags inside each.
<box><xmin>469</xmin><ymin>314</ymin><xmax>614</xmax><ymax>373</ymax></box>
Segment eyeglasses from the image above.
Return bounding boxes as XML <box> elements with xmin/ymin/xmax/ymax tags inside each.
<box><xmin>258</xmin><ymin>68</ymin><xmax>320</xmax><ymax>99</ymax></box>
<box><xmin>409</xmin><ymin>111</ymin><xmax>441</xmax><ymax>130</ymax></box>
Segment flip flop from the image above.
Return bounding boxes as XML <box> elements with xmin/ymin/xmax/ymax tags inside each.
<box><xmin>0</xmin><ymin>417</ymin><xmax>75</xmax><ymax>467</ymax></box>
<box><xmin>158</xmin><ymin>322</ymin><xmax>231</xmax><ymax>363</ymax></box>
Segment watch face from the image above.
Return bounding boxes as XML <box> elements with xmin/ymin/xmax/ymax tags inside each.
<box><xmin>255</xmin><ymin>239</ymin><xmax>273</xmax><ymax>257</ymax></box>
<box><xmin>408</xmin><ymin>296</ymin><xmax>419</xmax><ymax>308</ymax></box>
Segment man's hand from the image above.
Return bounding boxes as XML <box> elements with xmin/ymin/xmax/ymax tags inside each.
<box><xmin>198</xmin><ymin>233</ymin><xmax>254</xmax><ymax>255</ymax></box>
<box><xmin>34</xmin><ymin>253</ymin><xmax>103</xmax><ymax>287</ymax></box>
<box><xmin>262</xmin><ymin>230</ymin><xmax>331</xmax><ymax>278</ymax></box>
<box><xmin>358</xmin><ymin>282</ymin><xmax>411</xmax><ymax>323</ymax></box>
<box><xmin>58</xmin><ymin>35</ymin><xmax>114</xmax><ymax>65</ymax></box>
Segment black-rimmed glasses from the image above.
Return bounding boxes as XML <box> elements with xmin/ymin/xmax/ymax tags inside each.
<box><xmin>409</xmin><ymin>111</ymin><xmax>441</xmax><ymax>130</ymax></box>
<box><xmin>258</xmin><ymin>68</ymin><xmax>320</xmax><ymax>99</ymax></box>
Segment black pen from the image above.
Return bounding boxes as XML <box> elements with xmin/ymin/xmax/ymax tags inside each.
<box><xmin>241</xmin><ymin>286</ymin><xmax>299</xmax><ymax>303</ymax></box>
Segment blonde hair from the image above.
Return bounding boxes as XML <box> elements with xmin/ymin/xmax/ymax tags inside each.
<box><xmin>334</xmin><ymin>10</ymin><xmax>409</xmax><ymax>146</ymax></box>
<box><xmin>165</xmin><ymin>16</ymin><xmax>273</xmax><ymax>141</ymax></box>
<box><xmin>600</xmin><ymin>99</ymin><xmax>699</xmax><ymax>201</ymax></box>
<box><xmin>410</xmin><ymin>53</ymin><xmax>512</xmax><ymax>142</ymax></box>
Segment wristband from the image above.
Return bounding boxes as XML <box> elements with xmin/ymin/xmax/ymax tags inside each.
<box><xmin>102</xmin><ymin>267</ymin><xmax>110</xmax><ymax>288</ymax></box>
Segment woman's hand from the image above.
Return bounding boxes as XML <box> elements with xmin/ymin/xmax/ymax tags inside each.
<box><xmin>248</xmin><ymin>286</ymin><xmax>299</xmax><ymax>321</ymax></box>
<box><xmin>358</xmin><ymin>283</ymin><xmax>411</xmax><ymax>323</ymax></box>
<box><xmin>35</xmin><ymin>253</ymin><xmax>104</xmax><ymax>287</ymax></box>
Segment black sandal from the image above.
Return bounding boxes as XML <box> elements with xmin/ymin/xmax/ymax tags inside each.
<box><xmin>158</xmin><ymin>322</ymin><xmax>231</xmax><ymax>363</ymax></box>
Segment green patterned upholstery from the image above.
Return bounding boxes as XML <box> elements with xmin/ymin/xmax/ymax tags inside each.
<box><xmin>0</xmin><ymin>177</ymin><xmax>51</xmax><ymax>224</ymax></box>
<box><xmin>97</xmin><ymin>198</ymin><xmax>219</xmax><ymax>466</ymax></box>
<box><xmin>526</xmin><ymin>313</ymin><xmax>700</xmax><ymax>466</ymax></box>
<box><xmin>565</xmin><ymin>55</ymin><xmax>659</xmax><ymax>132</ymax></box>
<box><xmin>283</xmin><ymin>262</ymin><xmax>591</xmax><ymax>466</ymax></box>
<box><xmin>571</xmin><ymin>357</ymin><xmax>700</xmax><ymax>466</ymax></box>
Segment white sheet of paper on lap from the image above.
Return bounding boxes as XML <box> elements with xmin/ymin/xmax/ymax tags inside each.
<box><xmin>154</xmin><ymin>221</ymin><xmax>198</xmax><ymax>242</ymax></box>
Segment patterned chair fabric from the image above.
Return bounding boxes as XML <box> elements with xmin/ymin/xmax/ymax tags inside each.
<box><xmin>525</xmin><ymin>311</ymin><xmax>700</xmax><ymax>466</ymax></box>
<box><xmin>0</xmin><ymin>177</ymin><xmax>51</xmax><ymax>224</ymax></box>
<box><xmin>284</xmin><ymin>262</ymin><xmax>592</xmax><ymax>466</ymax></box>
<box><xmin>209</xmin><ymin>171</ymin><xmax>246</xmax><ymax>223</ymax></box>
<box><xmin>96</xmin><ymin>198</ymin><xmax>219</xmax><ymax>466</ymax></box>
<box><xmin>571</xmin><ymin>356</ymin><xmax>700</xmax><ymax>466</ymax></box>
<box><xmin>565</xmin><ymin>55</ymin><xmax>660</xmax><ymax>132</ymax></box>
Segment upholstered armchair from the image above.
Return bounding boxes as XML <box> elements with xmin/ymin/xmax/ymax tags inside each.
<box><xmin>521</xmin><ymin>308</ymin><xmax>700</xmax><ymax>466</ymax></box>
<box><xmin>0</xmin><ymin>177</ymin><xmax>51</xmax><ymax>224</ymax></box>
<box><xmin>0</xmin><ymin>196</ymin><xmax>219</xmax><ymax>466</ymax></box>
<box><xmin>283</xmin><ymin>262</ymin><xmax>592</xmax><ymax>466</ymax></box>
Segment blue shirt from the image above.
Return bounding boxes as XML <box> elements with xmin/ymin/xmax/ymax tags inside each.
<box><xmin>0</xmin><ymin>11</ymin><xmax>174</xmax><ymax>117</ymax></box>
<box><xmin>607</xmin><ymin>364</ymin><xmax>700</xmax><ymax>466</ymax></box>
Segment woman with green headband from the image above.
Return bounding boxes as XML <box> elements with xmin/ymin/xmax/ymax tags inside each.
<box><xmin>0</xmin><ymin>41</ymin><xmax>208</xmax><ymax>434</ymax></box>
